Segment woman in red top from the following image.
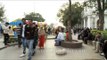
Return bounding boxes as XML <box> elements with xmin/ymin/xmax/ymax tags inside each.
<box><xmin>38</xmin><ymin>27</ymin><xmax>46</xmax><ymax>49</ymax></box>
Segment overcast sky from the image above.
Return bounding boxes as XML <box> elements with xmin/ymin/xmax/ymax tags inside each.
<box><xmin>0</xmin><ymin>0</ymin><xmax>85</xmax><ymax>24</ymax></box>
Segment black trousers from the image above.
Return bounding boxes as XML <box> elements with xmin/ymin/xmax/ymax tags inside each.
<box><xmin>83</xmin><ymin>37</ymin><xmax>88</xmax><ymax>44</ymax></box>
<box><xmin>4</xmin><ymin>34</ymin><xmax>9</xmax><ymax>45</ymax></box>
<box><xmin>18</xmin><ymin>35</ymin><xmax>22</xmax><ymax>47</ymax></box>
<box><xmin>33</xmin><ymin>36</ymin><xmax>38</xmax><ymax>49</ymax></box>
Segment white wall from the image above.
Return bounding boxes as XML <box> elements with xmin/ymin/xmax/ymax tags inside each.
<box><xmin>84</xmin><ymin>8</ymin><xmax>107</xmax><ymax>29</ymax></box>
<box><xmin>104</xmin><ymin>15</ymin><xmax>107</xmax><ymax>30</ymax></box>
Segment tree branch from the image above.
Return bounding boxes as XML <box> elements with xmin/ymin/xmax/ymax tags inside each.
<box><xmin>97</xmin><ymin>0</ymin><xmax>102</xmax><ymax>11</ymax></box>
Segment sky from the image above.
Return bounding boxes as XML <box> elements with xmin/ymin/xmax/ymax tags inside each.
<box><xmin>0</xmin><ymin>0</ymin><xmax>85</xmax><ymax>25</ymax></box>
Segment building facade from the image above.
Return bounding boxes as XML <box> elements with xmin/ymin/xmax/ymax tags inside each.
<box><xmin>83</xmin><ymin>7</ymin><xmax>107</xmax><ymax>30</ymax></box>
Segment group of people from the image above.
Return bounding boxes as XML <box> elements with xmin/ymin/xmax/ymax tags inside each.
<box><xmin>1</xmin><ymin>18</ymin><xmax>46</xmax><ymax>60</ymax></box>
<box><xmin>1</xmin><ymin>20</ymin><xmax>107</xmax><ymax>60</ymax></box>
<box><xmin>77</xmin><ymin>27</ymin><xmax>107</xmax><ymax>60</ymax></box>
<box><xmin>54</xmin><ymin>27</ymin><xmax>69</xmax><ymax>46</ymax></box>
<box><xmin>93</xmin><ymin>32</ymin><xmax>107</xmax><ymax>60</ymax></box>
<box><xmin>20</xmin><ymin>19</ymin><xmax>46</xmax><ymax>60</ymax></box>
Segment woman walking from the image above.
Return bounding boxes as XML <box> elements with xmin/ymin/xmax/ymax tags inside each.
<box><xmin>38</xmin><ymin>27</ymin><xmax>46</xmax><ymax>49</ymax></box>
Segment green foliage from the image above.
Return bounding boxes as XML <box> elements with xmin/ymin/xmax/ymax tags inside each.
<box><xmin>84</xmin><ymin>0</ymin><xmax>107</xmax><ymax>14</ymax></box>
<box><xmin>57</xmin><ymin>2</ymin><xmax>84</xmax><ymax>27</ymax></box>
<box><xmin>91</xmin><ymin>30</ymin><xmax>107</xmax><ymax>40</ymax></box>
<box><xmin>0</xmin><ymin>5</ymin><xmax>4</xmax><ymax>21</ymax></box>
<box><xmin>24</xmin><ymin>12</ymin><xmax>45</xmax><ymax>22</ymax></box>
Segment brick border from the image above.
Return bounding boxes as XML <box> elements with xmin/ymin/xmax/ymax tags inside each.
<box><xmin>61</xmin><ymin>40</ymin><xmax>83</xmax><ymax>48</ymax></box>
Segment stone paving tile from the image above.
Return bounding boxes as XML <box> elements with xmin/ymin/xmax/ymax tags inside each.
<box><xmin>0</xmin><ymin>36</ymin><xmax>4</xmax><ymax>48</ymax></box>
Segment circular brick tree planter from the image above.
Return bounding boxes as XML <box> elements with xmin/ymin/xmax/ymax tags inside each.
<box><xmin>61</xmin><ymin>40</ymin><xmax>83</xmax><ymax>48</ymax></box>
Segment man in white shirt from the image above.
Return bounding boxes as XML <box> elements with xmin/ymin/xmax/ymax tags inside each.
<box><xmin>2</xmin><ymin>22</ymin><xmax>10</xmax><ymax>47</ymax></box>
<box><xmin>55</xmin><ymin>28</ymin><xmax>65</xmax><ymax>46</ymax></box>
<box><xmin>20</xmin><ymin>18</ymin><xmax>27</xmax><ymax>57</ymax></box>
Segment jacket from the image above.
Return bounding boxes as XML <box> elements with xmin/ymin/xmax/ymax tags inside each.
<box><xmin>25</xmin><ymin>24</ymin><xmax>35</xmax><ymax>40</ymax></box>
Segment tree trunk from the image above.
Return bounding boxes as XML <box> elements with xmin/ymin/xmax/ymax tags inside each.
<box><xmin>97</xmin><ymin>0</ymin><xmax>104</xmax><ymax>30</ymax></box>
<box><xmin>67</xmin><ymin>0</ymin><xmax>72</xmax><ymax>41</ymax></box>
<box><xmin>98</xmin><ymin>11</ymin><xmax>104</xmax><ymax>30</ymax></box>
<box><xmin>67</xmin><ymin>20</ymin><xmax>72</xmax><ymax>41</ymax></box>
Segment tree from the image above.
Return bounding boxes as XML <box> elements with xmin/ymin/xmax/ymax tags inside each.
<box><xmin>0</xmin><ymin>5</ymin><xmax>5</xmax><ymax>21</ymax></box>
<box><xmin>84</xmin><ymin>0</ymin><xmax>107</xmax><ymax>30</ymax></box>
<box><xmin>24</xmin><ymin>12</ymin><xmax>45</xmax><ymax>22</ymax></box>
<box><xmin>57</xmin><ymin>2</ymin><xmax>84</xmax><ymax>41</ymax></box>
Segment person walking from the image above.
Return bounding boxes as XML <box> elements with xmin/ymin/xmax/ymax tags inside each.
<box><xmin>20</xmin><ymin>18</ymin><xmax>27</xmax><ymax>57</ymax></box>
<box><xmin>32</xmin><ymin>23</ymin><xmax>38</xmax><ymax>56</ymax></box>
<box><xmin>38</xmin><ymin>27</ymin><xmax>46</xmax><ymax>49</ymax></box>
<box><xmin>25</xmin><ymin>20</ymin><xmax>35</xmax><ymax>60</ymax></box>
<box><xmin>2</xmin><ymin>22</ymin><xmax>10</xmax><ymax>47</ymax></box>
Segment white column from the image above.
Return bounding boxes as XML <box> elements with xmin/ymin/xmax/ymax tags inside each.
<box><xmin>104</xmin><ymin>15</ymin><xmax>107</xmax><ymax>30</ymax></box>
<box><xmin>87</xmin><ymin>16</ymin><xmax>90</xmax><ymax>28</ymax></box>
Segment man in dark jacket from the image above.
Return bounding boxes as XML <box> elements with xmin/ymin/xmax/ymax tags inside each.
<box><xmin>24</xmin><ymin>20</ymin><xmax>35</xmax><ymax>60</ymax></box>
<box><xmin>32</xmin><ymin>23</ymin><xmax>38</xmax><ymax>56</ymax></box>
<box><xmin>20</xmin><ymin>18</ymin><xmax>27</xmax><ymax>57</ymax></box>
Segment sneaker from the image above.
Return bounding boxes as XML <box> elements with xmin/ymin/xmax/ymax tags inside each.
<box><xmin>100</xmin><ymin>53</ymin><xmax>104</xmax><ymax>56</ymax></box>
<box><xmin>20</xmin><ymin>54</ymin><xmax>26</xmax><ymax>58</ymax></box>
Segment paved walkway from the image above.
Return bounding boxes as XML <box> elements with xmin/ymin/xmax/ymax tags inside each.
<box><xmin>0</xmin><ymin>36</ymin><xmax>4</xmax><ymax>48</ymax></box>
<box><xmin>0</xmin><ymin>34</ymin><xmax>104</xmax><ymax>60</ymax></box>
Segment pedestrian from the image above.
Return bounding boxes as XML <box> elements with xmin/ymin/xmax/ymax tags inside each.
<box><xmin>38</xmin><ymin>27</ymin><xmax>46</xmax><ymax>49</ymax></box>
<box><xmin>25</xmin><ymin>20</ymin><xmax>35</xmax><ymax>60</ymax></box>
<box><xmin>32</xmin><ymin>23</ymin><xmax>38</xmax><ymax>56</ymax></box>
<box><xmin>2</xmin><ymin>22</ymin><xmax>10</xmax><ymax>47</ymax></box>
<box><xmin>8</xmin><ymin>26</ymin><xmax>14</xmax><ymax>43</ymax></box>
<box><xmin>20</xmin><ymin>18</ymin><xmax>27</xmax><ymax>57</ymax></box>
<box><xmin>48</xmin><ymin>27</ymin><xmax>51</xmax><ymax>35</ymax></box>
<box><xmin>17</xmin><ymin>23</ymin><xmax>22</xmax><ymax>48</ymax></box>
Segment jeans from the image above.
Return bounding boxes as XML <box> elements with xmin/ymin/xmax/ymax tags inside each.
<box><xmin>26</xmin><ymin>39</ymin><xmax>34</xmax><ymax>60</ymax></box>
<box><xmin>18</xmin><ymin>35</ymin><xmax>21</xmax><ymax>47</ymax></box>
<box><xmin>55</xmin><ymin>40</ymin><xmax>64</xmax><ymax>46</ymax></box>
<box><xmin>33</xmin><ymin>36</ymin><xmax>38</xmax><ymax>49</ymax></box>
<box><xmin>21</xmin><ymin>37</ymin><xmax>26</xmax><ymax>54</ymax></box>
